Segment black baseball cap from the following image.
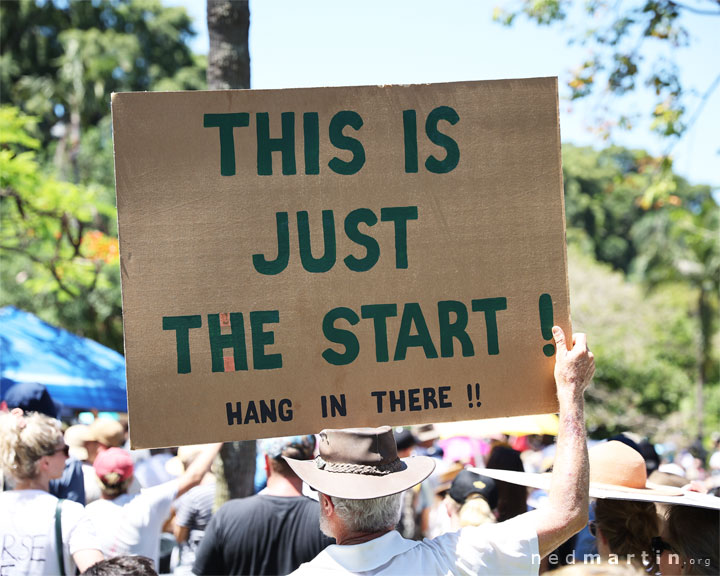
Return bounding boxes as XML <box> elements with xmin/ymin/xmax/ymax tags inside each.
<box><xmin>4</xmin><ymin>382</ymin><xmax>59</xmax><ymax>419</ymax></box>
<box><xmin>448</xmin><ymin>469</ymin><xmax>498</xmax><ymax>509</ymax></box>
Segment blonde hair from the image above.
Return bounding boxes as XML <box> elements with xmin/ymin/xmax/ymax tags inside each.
<box><xmin>444</xmin><ymin>493</ymin><xmax>496</xmax><ymax>528</ymax></box>
<box><xmin>458</xmin><ymin>493</ymin><xmax>496</xmax><ymax>527</ymax></box>
<box><xmin>0</xmin><ymin>411</ymin><xmax>62</xmax><ymax>481</ymax></box>
<box><xmin>594</xmin><ymin>499</ymin><xmax>659</xmax><ymax>569</ymax></box>
<box><xmin>96</xmin><ymin>475</ymin><xmax>132</xmax><ymax>498</ymax></box>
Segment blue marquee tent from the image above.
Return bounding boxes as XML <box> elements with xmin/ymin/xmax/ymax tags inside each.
<box><xmin>0</xmin><ymin>306</ymin><xmax>127</xmax><ymax>412</ymax></box>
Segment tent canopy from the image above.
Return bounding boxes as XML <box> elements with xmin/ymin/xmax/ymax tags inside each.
<box><xmin>0</xmin><ymin>306</ymin><xmax>127</xmax><ymax>412</ymax></box>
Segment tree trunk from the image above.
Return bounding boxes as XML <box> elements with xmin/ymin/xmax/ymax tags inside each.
<box><xmin>696</xmin><ymin>288</ymin><xmax>711</xmax><ymax>439</ymax></box>
<box><xmin>207</xmin><ymin>0</ymin><xmax>250</xmax><ymax>90</ymax></box>
<box><xmin>206</xmin><ymin>0</ymin><xmax>256</xmax><ymax>506</ymax></box>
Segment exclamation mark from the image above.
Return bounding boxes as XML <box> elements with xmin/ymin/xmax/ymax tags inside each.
<box><xmin>539</xmin><ymin>293</ymin><xmax>555</xmax><ymax>357</ymax></box>
<box><xmin>466</xmin><ymin>383</ymin><xmax>481</xmax><ymax>407</ymax></box>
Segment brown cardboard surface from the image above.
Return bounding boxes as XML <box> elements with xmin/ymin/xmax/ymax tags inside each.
<box><xmin>112</xmin><ymin>78</ymin><xmax>570</xmax><ymax>449</ymax></box>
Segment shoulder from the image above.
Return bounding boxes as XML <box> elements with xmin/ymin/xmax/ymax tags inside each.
<box><xmin>431</xmin><ymin>513</ymin><xmax>539</xmax><ymax>573</ymax></box>
<box><xmin>211</xmin><ymin>494</ymin><xmax>261</xmax><ymax>521</ymax></box>
<box><xmin>453</xmin><ymin>512</ymin><xmax>537</xmax><ymax>545</ymax></box>
<box><xmin>140</xmin><ymin>478</ymin><xmax>179</xmax><ymax>503</ymax></box>
<box><xmin>286</xmin><ymin>495</ymin><xmax>320</xmax><ymax>509</ymax></box>
<box><xmin>2</xmin><ymin>490</ymin><xmax>56</xmax><ymax>509</ymax></box>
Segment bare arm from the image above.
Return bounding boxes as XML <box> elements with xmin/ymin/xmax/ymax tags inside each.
<box><xmin>74</xmin><ymin>548</ymin><xmax>104</xmax><ymax>573</ymax></box>
<box><xmin>176</xmin><ymin>442</ymin><xmax>222</xmax><ymax>499</ymax></box>
<box><xmin>534</xmin><ymin>327</ymin><xmax>594</xmax><ymax>558</ymax></box>
<box><xmin>174</xmin><ymin>523</ymin><xmax>190</xmax><ymax>544</ymax></box>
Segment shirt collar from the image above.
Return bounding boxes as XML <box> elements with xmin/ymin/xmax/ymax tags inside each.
<box><xmin>316</xmin><ymin>531</ymin><xmax>420</xmax><ymax>572</ymax></box>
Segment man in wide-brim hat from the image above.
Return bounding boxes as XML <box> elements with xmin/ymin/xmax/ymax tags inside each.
<box><xmin>285</xmin><ymin>327</ymin><xmax>596</xmax><ymax>575</ymax></box>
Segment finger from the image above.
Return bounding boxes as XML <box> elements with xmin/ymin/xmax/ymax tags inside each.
<box><xmin>572</xmin><ymin>332</ymin><xmax>588</xmax><ymax>351</ymax></box>
<box><xmin>552</xmin><ymin>326</ymin><xmax>568</xmax><ymax>354</ymax></box>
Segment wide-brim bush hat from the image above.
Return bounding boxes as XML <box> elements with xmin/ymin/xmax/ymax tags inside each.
<box><xmin>284</xmin><ymin>426</ymin><xmax>435</xmax><ymax>499</ymax></box>
<box><xmin>476</xmin><ymin>440</ymin><xmax>720</xmax><ymax>510</ymax></box>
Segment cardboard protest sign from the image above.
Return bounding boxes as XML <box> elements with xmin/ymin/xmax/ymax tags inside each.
<box><xmin>112</xmin><ymin>77</ymin><xmax>570</xmax><ymax>449</ymax></box>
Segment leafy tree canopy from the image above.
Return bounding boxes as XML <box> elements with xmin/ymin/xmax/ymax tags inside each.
<box><xmin>0</xmin><ymin>0</ymin><xmax>206</xmax><ymax>174</ymax></box>
<box><xmin>0</xmin><ymin>0</ymin><xmax>206</xmax><ymax>351</ymax></box>
<box><xmin>0</xmin><ymin>106</ymin><xmax>123</xmax><ymax>348</ymax></box>
<box><xmin>494</xmin><ymin>0</ymin><xmax>720</xmax><ymax>143</ymax></box>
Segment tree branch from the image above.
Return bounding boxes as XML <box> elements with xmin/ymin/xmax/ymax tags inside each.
<box><xmin>664</xmin><ymin>72</ymin><xmax>720</xmax><ymax>156</ymax></box>
<box><xmin>0</xmin><ymin>244</ymin><xmax>80</xmax><ymax>299</ymax></box>
<box><xmin>669</xmin><ymin>1</ymin><xmax>720</xmax><ymax>16</ymax></box>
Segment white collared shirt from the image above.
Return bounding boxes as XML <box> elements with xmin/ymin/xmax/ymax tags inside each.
<box><xmin>290</xmin><ymin>512</ymin><xmax>539</xmax><ymax>575</ymax></box>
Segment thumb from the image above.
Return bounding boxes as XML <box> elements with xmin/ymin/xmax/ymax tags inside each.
<box><xmin>552</xmin><ymin>326</ymin><xmax>568</xmax><ymax>355</ymax></box>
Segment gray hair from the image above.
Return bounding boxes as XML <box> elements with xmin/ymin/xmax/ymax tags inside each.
<box><xmin>330</xmin><ymin>492</ymin><xmax>404</xmax><ymax>533</ymax></box>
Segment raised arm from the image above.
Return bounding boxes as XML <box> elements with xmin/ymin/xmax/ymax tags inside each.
<box><xmin>534</xmin><ymin>327</ymin><xmax>594</xmax><ymax>557</ymax></box>
<box><xmin>176</xmin><ymin>442</ymin><xmax>222</xmax><ymax>499</ymax></box>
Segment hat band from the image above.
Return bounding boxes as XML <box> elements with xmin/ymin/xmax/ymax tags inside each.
<box><xmin>314</xmin><ymin>455</ymin><xmax>405</xmax><ymax>476</ymax></box>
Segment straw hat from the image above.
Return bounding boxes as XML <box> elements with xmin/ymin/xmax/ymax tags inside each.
<box><xmin>284</xmin><ymin>426</ymin><xmax>435</xmax><ymax>500</ymax></box>
<box><xmin>475</xmin><ymin>440</ymin><xmax>720</xmax><ymax>510</ymax></box>
<box><xmin>86</xmin><ymin>418</ymin><xmax>125</xmax><ymax>448</ymax></box>
<box><xmin>64</xmin><ymin>424</ymin><xmax>90</xmax><ymax>461</ymax></box>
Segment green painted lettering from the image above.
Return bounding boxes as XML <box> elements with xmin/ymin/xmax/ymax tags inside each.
<box><xmin>394</xmin><ymin>302</ymin><xmax>439</xmax><ymax>361</ymax></box>
<box><xmin>208</xmin><ymin>313</ymin><xmax>248</xmax><ymax>372</ymax></box>
<box><xmin>252</xmin><ymin>212</ymin><xmax>290</xmax><ymax>275</ymax></box>
<box><xmin>328</xmin><ymin>111</ymin><xmax>365</xmax><ymax>175</ymax></box>
<box><xmin>361</xmin><ymin>304</ymin><xmax>398</xmax><ymax>362</ymax></box>
<box><xmin>297</xmin><ymin>210</ymin><xmax>336</xmax><ymax>273</ymax></box>
<box><xmin>344</xmin><ymin>208</ymin><xmax>380</xmax><ymax>272</ymax></box>
<box><xmin>204</xmin><ymin>113</ymin><xmax>250</xmax><ymax>176</ymax></box>
<box><xmin>322</xmin><ymin>307</ymin><xmax>360</xmax><ymax>366</ymax></box>
<box><xmin>425</xmin><ymin>106</ymin><xmax>460</xmax><ymax>174</ymax></box>
<box><xmin>403</xmin><ymin>109</ymin><xmax>418</xmax><ymax>173</ymax></box>
<box><xmin>257</xmin><ymin>112</ymin><xmax>296</xmax><ymax>175</ymax></box>
<box><xmin>380</xmin><ymin>206</ymin><xmax>418</xmax><ymax>269</ymax></box>
<box><xmin>438</xmin><ymin>300</ymin><xmax>474</xmax><ymax>358</ymax></box>
<box><xmin>162</xmin><ymin>315</ymin><xmax>202</xmax><ymax>374</ymax></box>
<box><xmin>250</xmin><ymin>310</ymin><xmax>282</xmax><ymax>370</ymax></box>
<box><xmin>471</xmin><ymin>297</ymin><xmax>508</xmax><ymax>355</ymax></box>
<box><xmin>303</xmin><ymin>112</ymin><xmax>320</xmax><ymax>175</ymax></box>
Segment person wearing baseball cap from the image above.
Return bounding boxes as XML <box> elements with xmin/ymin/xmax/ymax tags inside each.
<box><xmin>0</xmin><ymin>409</ymin><xmax>104</xmax><ymax>574</ymax></box>
<box><xmin>2</xmin><ymin>383</ymin><xmax>86</xmax><ymax>504</ymax></box>
<box><xmin>84</xmin><ymin>418</ymin><xmax>125</xmax><ymax>463</ymax></box>
<box><xmin>285</xmin><ymin>327</ymin><xmax>595</xmax><ymax>575</ymax></box>
<box><xmin>193</xmin><ymin>435</ymin><xmax>334</xmax><ymax>575</ymax></box>
<box><xmin>79</xmin><ymin>417</ymin><xmax>128</xmax><ymax>504</ymax></box>
<box><xmin>444</xmin><ymin>469</ymin><xmax>498</xmax><ymax>530</ymax></box>
<box><xmin>85</xmin><ymin>443</ymin><xmax>221</xmax><ymax>572</ymax></box>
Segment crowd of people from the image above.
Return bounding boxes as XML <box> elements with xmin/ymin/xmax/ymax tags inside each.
<box><xmin>1</xmin><ymin>327</ymin><xmax>719</xmax><ymax>575</ymax></box>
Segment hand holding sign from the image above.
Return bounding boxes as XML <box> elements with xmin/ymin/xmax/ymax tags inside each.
<box><xmin>552</xmin><ymin>327</ymin><xmax>595</xmax><ymax>401</ymax></box>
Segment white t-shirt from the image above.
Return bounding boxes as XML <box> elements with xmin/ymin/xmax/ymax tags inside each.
<box><xmin>85</xmin><ymin>479</ymin><xmax>178</xmax><ymax>569</ymax></box>
<box><xmin>0</xmin><ymin>490</ymin><xmax>99</xmax><ymax>575</ymax></box>
<box><xmin>291</xmin><ymin>512</ymin><xmax>540</xmax><ymax>575</ymax></box>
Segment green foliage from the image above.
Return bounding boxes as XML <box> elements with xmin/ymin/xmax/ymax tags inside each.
<box><xmin>563</xmin><ymin>143</ymin><xmax>719</xmax><ymax>440</ymax></box>
<box><xmin>568</xmin><ymin>245</ymin><xmax>697</xmax><ymax>439</ymax></box>
<box><xmin>0</xmin><ymin>106</ymin><xmax>123</xmax><ymax>349</ymax></box>
<box><xmin>0</xmin><ymin>0</ymin><xmax>205</xmax><ymax>352</ymax></box>
<box><xmin>493</xmin><ymin>0</ymin><xmax>719</xmax><ymax>143</ymax></box>
<box><xmin>563</xmin><ymin>145</ymin><xmax>646</xmax><ymax>272</ymax></box>
<box><xmin>0</xmin><ymin>0</ymin><xmax>206</xmax><ymax>185</ymax></box>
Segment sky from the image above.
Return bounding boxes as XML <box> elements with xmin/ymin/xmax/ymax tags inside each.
<box><xmin>166</xmin><ymin>0</ymin><xmax>719</xmax><ymax>189</ymax></box>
